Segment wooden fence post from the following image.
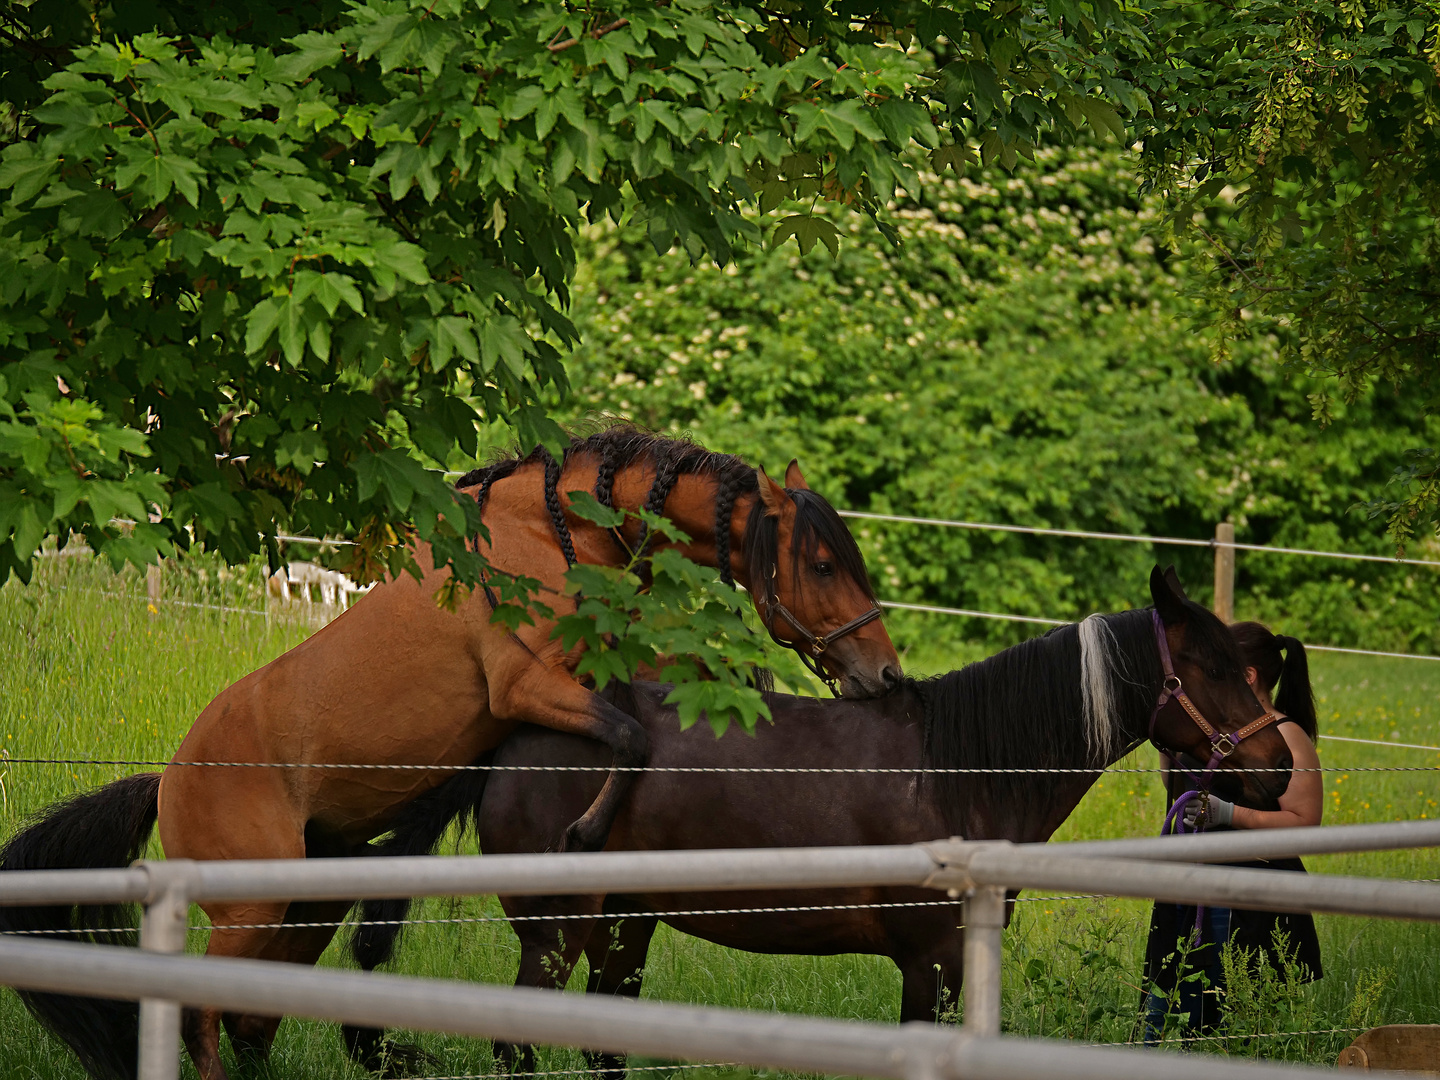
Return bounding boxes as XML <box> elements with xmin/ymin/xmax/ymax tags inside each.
<box><xmin>146</xmin><ymin>562</ymin><xmax>162</xmax><ymax>609</ymax></box>
<box><xmin>1213</xmin><ymin>522</ymin><xmax>1235</xmax><ymax>624</ymax></box>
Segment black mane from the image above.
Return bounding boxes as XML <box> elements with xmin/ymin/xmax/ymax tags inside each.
<box><xmin>913</xmin><ymin>608</ymin><xmax>1156</xmax><ymax>834</ymax></box>
<box><xmin>455</xmin><ymin>423</ymin><xmax>868</xmax><ymax>598</ymax></box>
<box><xmin>455</xmin><ymin>425</ymin><xmax>747</xmax><ymax>504</ymax></box>
<box><xmin>913</xmin><ymin>594</ymin><xmax>1247</xmax><ymax>835</ymax></box>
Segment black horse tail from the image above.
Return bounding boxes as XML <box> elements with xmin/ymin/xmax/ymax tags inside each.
<box><xmin>0</xmin><ymin>772</ymin><xmax>162</xmax><ymax>1080</ymax></box>
<box><xmin>342</xmin><ymin>758</ymin><xmax>492</xmax><ymax>1067</ymax></box>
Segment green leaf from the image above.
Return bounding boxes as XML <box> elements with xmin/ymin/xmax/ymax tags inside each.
<box><xmin>566</xmin><ymin>490</ymin><xmax>626</xmax><ymax>529</ymax></box>
<box><xmin>277</xmin><ymin>297</ymin><xmax>305</xmax><ymax>366</ymax></box>
<box><xmin>0</xmin><ymin>144</ymin><xmax>59</xmax><ymax>203</ymax></box>
<box><xmin>478</xmin><ymin>316</ymin><xmax>531</xmax><ymax>375</ymax></box>
<box><xmin>930</xmin><ymin>143</ymin><xmax>975</xmax><ymax>174</ymax></box>
<box><xmin>355</xmin><ymin>449</ymin><xmax>428</xmax><ymax>512</ymax></box>
<box><xmin>770</xmin><ymin>214</ymin><xmax>841</xmax><ymax>257</ymax></box>
<box><xmin>1075</xmin><ymin>97</ymin><xmax>1125</xmax><ymax>142</ymax></box>
<box><xmin>244</xmin><ymin>298</ymin><xmax>281</xmax><ymax>355</ymax></box>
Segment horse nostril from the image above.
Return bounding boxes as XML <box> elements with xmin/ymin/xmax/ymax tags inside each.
<box><xmin>881</xmin><ymin>664</ymin><xmax>902</xmax><ymax>692</ymax></box>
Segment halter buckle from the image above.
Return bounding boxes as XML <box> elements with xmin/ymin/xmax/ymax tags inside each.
<box><xmin>1210</xmin><ymin>736</ymin><xmax>1237</xmax><ymax>759</ymax></box>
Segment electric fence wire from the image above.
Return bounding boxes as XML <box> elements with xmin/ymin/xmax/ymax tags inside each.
<box><xmin>60</xmin><ymin>584</ymin><xmax>1440</xmax><ymax>667</ymax></box>
<box><xmin>4</xmin><ymin>756</ymin><xmax>1438</xmax><ymax>773</ymax></box>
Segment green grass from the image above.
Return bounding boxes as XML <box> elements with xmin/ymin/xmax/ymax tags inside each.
<box><xmin>2</xmin><ymin>555</ymin><xmax>1439</xmax><ymax>1078</ymax></box>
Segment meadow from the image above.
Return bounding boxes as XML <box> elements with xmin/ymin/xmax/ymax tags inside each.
<box><xmin>2</xmin><ymin>554</ymin><xmax>1438</xmax><ymax>1079</ymax></box>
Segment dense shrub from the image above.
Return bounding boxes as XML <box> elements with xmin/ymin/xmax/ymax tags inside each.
<box><xmin>541</xmin><ymin>144</ymin><xmax>1440</xmax><ymax>655</ymax></box>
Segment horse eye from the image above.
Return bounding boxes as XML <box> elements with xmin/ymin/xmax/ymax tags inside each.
<box><xmin>813</xmin><ymin>560</ymin><xmax>834</xmax><ymax>577</ymax></box>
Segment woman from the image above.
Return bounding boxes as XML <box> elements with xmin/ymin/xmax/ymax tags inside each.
<box><xmin>1142</xmin><ymin>621</ymin><xmax>1324</xmax><ymax>1040</ymax></box>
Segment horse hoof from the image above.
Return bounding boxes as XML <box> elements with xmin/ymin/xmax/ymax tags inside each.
<box><xmin>585</xmin><ymin>1049</ymin><xmax>627</xmax><ymax>1080</ymax></box>
<box><xmin>342</xmin><ymin>1025</ymin><xmax>438</xmax><ymax>1076</ymax></box>
<box><xmin>494</xmin><ymin>1040</ymin><xmax>536</xmax><ymax>1075</ymax></box>
<box><xmin>376</xmin><ymin>1041</ymin><xmax>439</xmax><ymax>1078</ymax></box>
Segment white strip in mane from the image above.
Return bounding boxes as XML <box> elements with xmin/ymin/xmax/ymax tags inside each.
<box><xmin>1077</xmin><ymin>613</ymin><xmax>1123</xmax><ymax>763</ymax></box>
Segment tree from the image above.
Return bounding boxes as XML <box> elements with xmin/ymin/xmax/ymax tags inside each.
<box><xmin>0</xmin><ymin>0</ymin><xmax>1144</xmax><ymax>587</ymax></box>
<box><xmin>1132</xmin><ymin>2</ymin><xmax>1440</xmax><ymax>549</ymax></box>
<box><xmin>559</xmin><ymin>140</ymin><xmax>1440</xmax><ymax>657</ymax></box>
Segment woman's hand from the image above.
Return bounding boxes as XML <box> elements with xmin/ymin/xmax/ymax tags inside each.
<box><xmin>1183</xmin><ymin>794</ymin><xmax>1234</xmax><ymax>829</ymax></box>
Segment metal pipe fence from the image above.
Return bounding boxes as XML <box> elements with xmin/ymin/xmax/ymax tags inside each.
<box><xmin>2</xmin><ymin>822</ymin><xmax>1439</xmax><ymax>911</ymax></box>
<box><xmin>0</xmin><ymin>822</ymin><xmax>1438</xmax><ymax>1080</ymax></box>
<box><xmin>0</xmin><ymin>935</ymin><xmax>1353</xmax><ymax>1080</ymax></box>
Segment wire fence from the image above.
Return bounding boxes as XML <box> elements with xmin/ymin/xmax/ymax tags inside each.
<box><xmin>10</xmin><ymin>516</ymin><xmax>1440</xmax><ymax>1073</ymax></box>
<box><xmin>56</xmin><ymin>558</ymin><xmax>1440</xmax><ymax>667</ymax></box>
<box><xmin>836</xmin><ymin>509</ymin><xmax>1440</xmax><ymax>570</ymax></box>
<box><xmin>37</xmin><ymin>502</ymin><xmax>1440</xmax><ymax>665</ymax></box>
<box><xmin>3</xmin><ymin>757</ymin><xmax>1437</xmax><ymax>774</ymax></box>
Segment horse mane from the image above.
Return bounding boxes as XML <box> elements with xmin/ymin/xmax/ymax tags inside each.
<box><xmin>914</xmin><ymin>593</ymin><xmax>1245</xmax><ymax>835</ymax></box>
<box><xmin>455</xmin><ymin>423</ymin><xmax>870</xmax><ymax>601</ymax></box>
<box><xmin>454</xmin><ymin>424</ymin><xmax>750</xmax><ymax>505</ymax></box>
<box><xmin>913</xmin><ymin>608</ymin><xmax>1157</xmax><ymax>834</ymax></box>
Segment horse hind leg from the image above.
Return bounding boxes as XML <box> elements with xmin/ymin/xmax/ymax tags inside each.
<box><xmin>161</xmin><ymin>767</ymin><xmax>314</xmax><ymax>1080</ymax></box>
<box><xmin>582</xmin><ymin>913</ymin><xmax>658</xmax><ymax>1080</ymax></box>
<box><xmin>897</xmin><ymin>937</ymin><xmax>966</xmax><ymax>1024</ymax></box>
<box><xmin>219</xmin><ymin>899</ymin><xmax>358</xmax><ymax>1061</ymax></box>
<box><xmin>490</xmin><ymin>670</ymin><xmax>647</xmax><ymax>852</ymax></box>
<box><xmin>182</xmin><ymin>899</ymin><xmax>292</xmax><ymax>1080</ymax></box>
<box><xmin>493</xmin><ymin>896</ymin><xmax>602</xmax><ymax>1074</ymax></box>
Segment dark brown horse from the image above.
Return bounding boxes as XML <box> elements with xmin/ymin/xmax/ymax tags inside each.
<box><xmin>0</xmin><ymin>427</ymin><xmax>900</xmax><ymax>1080</ymax></box>
<box><xmin>345</xmin><ymin>567</ymin><xmax>1292</xmax><ymax>1074</ymax></box>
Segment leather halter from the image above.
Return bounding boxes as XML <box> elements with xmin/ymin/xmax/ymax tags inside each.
<box><xmin>1148</xmin><ymin>608</ymin><xmax>1282</xmax><ymax>941</ymax></box>
<box><xmin>1147</xmin><ymin>609</ymin><xmax>1281</xmax><ymax>774</ymax></box>
<box><xmin>758</xmin><ymin>589</ymin><xmax>883</xmax><ymax>694</ymax></box>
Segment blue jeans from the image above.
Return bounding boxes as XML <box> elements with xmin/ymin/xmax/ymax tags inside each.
<box><xmin>1143</xmin><ymin>905</ymin><xmax>1233</xmax><ymax>1045</ymax></box>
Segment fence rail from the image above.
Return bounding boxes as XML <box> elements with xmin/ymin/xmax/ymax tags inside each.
<box><xmin>1</xmin><ymin>821</ymin><xmax>1438</xmax><ymax>1080</ymax></box>
<box><xmin>0</xmin><ymin>935</ymin><xmax>1346</xmax><ymax>1080</ymax></box>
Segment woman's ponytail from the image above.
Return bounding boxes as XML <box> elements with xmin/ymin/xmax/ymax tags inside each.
<box><xmin>1273</xmin><ymin>635</ymin><xmax>1318</xmax><ymax>741</ymax></box>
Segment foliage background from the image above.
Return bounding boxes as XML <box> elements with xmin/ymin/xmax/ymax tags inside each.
<box><xmin>526</xmin><ymin>140</ymin><xmax>1440</xmax><ymax>657</ymax></box>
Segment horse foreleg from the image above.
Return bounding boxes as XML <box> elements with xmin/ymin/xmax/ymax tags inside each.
<box><xmin>897</xmin><ymin>937</ymin><xmax>966</xmax><ymax>1025</ymax></box>
<box><xmin>489</xmin><ymin>670</ymin><xmax>647</xmax><ymax>852</ymax></box>
<box><xmin>582</xmin><ymin>913</ymin><xmax>658</xmax><ymax>1080</ymax></box>
<box><xmin>494</xmin><ymin>895</ymin><xmax>602</xmax><ymax>1074</ymax></box>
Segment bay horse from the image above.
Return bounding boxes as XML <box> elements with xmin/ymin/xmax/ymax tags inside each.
<box><xmin>0</xmin><ymin>426</ymin><xmax>900</xmax><ymax>1080</ymax></box>
<box><xmin>343</xmin><ymin>567</ymin><xmax>1292</xmax><ymax>1073</ymax></box>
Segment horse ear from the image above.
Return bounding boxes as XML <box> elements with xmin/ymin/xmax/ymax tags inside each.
<box><xmin>756</xmin><ymin>467</ymin><xmax>787</xmax><ymax>517</ymax></box>
<box><xmin>784</xmin><ymin>459</ymin><xmax>810</xmax><ymax>490</ymax></box>
<box><xmin>1150</xmin><ymin>564</ymin><xmax>1191</xmax><ymax>625</ymax></box>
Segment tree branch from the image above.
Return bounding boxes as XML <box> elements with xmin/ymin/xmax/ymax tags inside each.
<box><xmin>548</xmin><ymin>18</ymin><xmax>629</xmax><ymax>53</ymax></box>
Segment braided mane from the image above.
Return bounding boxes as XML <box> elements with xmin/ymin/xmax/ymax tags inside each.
<box><xmin>457</xmin><ymin>427</ymin><xmax>755</xmax><ymax>576</ymax></box>
<box><xmin>455</xmin><ymin>423</ymin><xmax>871</xmax><ymax>603</ymax></box>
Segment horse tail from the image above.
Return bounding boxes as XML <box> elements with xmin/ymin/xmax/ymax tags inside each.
<box><xmin>341</xmin><ymin>757</ymin><xmax>492</xmax><ymax>1065</ymax></box>
<box><xmin>0</xmin><ymin>772</ymin><xmax>162</xmax><ymax>1080</ymax></box>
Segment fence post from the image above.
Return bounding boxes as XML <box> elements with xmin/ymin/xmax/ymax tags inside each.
<box><xmin>1213</xmin><ymin>522</ymin><xmax>1235</xmax><ymax>624</ymax></box>
<box><xmin>137</xmin><ymin>882</ymin><xmax>189</xmax><ymax>1080</ymax></box>
<box><xmin>962</xmin><ymin>885</ymin><xmax>1005</xmax><ymax>1036</ymax></box>
<box><xmin>146</xmin><ymin>562</ymin><xmax>162</xmax><ymax>609</ymax></box>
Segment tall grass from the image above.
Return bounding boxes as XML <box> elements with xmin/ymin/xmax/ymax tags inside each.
<box><xmin>1</xmin><ymin>556</ymin><xmax>1437</xmax><ymax>1078</ymax></box>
